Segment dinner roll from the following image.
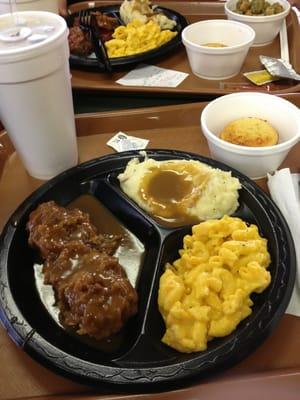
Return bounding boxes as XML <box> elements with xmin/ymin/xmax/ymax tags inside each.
<box><xmin>220</xmin><ymin>117</ymin><xmax>279</xmax><ymax>147</ymax></box>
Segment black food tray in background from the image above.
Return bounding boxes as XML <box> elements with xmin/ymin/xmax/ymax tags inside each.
<box><xmin>0</xmin><ymin>150</ymin><xmax>296</xmax><ymax>390</ymax></box>
<box><xmin>67</xmin><ymin>5</ymin><xmax>188</xmax><ymax>71</ymax></box>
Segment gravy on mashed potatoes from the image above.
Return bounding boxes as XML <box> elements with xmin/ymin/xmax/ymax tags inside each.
<box><xmin>118</xmin><ymin>157</ymin><xmax>241</xmax><ymax>226</ymax></box>
<box><xmin>220</xmin><ymin>117</ymin><xmax>279</xmax><ymax>147</ymax></box>
<box><xmin>158</xmin><ymin>215</ymin><xmax>271</xmax><ymax>353</ymax></box>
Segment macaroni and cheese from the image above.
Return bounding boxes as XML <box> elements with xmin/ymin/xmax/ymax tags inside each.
<box><xmin>158</xmin><ymin>215</ymin><xmax>271</xmax><ymax>353</ymax></box>
<box><xmin>105</xmin><ymin>20</ymin><xmax>177</xmax><ymax>58</ymax></box>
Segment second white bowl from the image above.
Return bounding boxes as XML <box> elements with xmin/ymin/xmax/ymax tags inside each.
<box><xmin>181</xmin><ymin>19</ymin><xmax>255</xmax><ymax>80</ymax></box>
<box><xmin>200</xmin><ymin>92</ymin><xmax>300</xmax><ymax>179</ymax></box>
<box><xmin>225</xmin><ymin>0</ymin><xmax>290</xmax><ymax>46</ymax></box>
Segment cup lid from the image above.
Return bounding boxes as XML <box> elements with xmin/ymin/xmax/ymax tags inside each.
<box><xmin>0</xmin><ymin>11</ymin><xmax>66</xmax><ymax>60</ymax></box>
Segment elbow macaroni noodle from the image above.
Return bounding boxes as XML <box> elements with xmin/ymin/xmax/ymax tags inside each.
<box><xmin>158</xmin><ymin>215</ymin><xmax>271</xmax><ymax>353</ymax></box>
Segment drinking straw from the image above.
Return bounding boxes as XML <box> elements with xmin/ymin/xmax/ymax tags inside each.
<box><xmin>9</xmin><ymin>0</ymin><xmax>19</xmax><ymax>26</ymax></box>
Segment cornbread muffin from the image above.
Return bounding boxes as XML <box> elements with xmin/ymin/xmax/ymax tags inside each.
<box><xmin>220</xmin><ymin>117</ymin><xmax>279</xmax><ymax>147</ymax></box>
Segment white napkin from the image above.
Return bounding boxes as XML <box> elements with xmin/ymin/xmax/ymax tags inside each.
<box><xmin>116</xmin><ymin>64</ymin><xmax>189</xmax><ymax>88</ymax></box>
<box><xmin>267</xmin><ymin>168</ymin><xmax>300</xmax><ymax>317</ymax></box>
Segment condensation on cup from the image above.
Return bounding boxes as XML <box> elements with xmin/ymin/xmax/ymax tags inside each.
<box><xmin>0</xmin><ymin>0</ymin><xmax>58</xmax><ymax>14</ymax></box>
<box><xmin>0</xmin><ymin>11</ymin><xmax>78</xmax><ymax>180</ymax></box>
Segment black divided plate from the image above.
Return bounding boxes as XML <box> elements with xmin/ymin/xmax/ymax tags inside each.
<box><xmin>0</xmin><ymin>150</ymin><xmax>296</xmax><ymax>390</ymax></box>
<box><xmin>68</xmin><ymin>5</ymin><xmax>188</xmax><ymax>70</ymax></box>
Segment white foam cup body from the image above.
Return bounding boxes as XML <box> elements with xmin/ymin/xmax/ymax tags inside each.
<box><xmin>0</xmin><ymin>0</ymin><xmax>58</xmax><ymax>14</ymax></box>
<box><xmin>0</xmin><ymin>11</ymin><xmax>78</xmax><ymax>179</ymax></box>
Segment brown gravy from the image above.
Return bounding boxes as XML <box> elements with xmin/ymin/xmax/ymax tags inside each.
<box><xmin>139</xmin><ymin>166</ymin><xmax>207</xmax><ymax>227</ymax></box>
<box><xmin>68</xmin><ymin>195</ymin><xmax>144</xmax><ymax>287</ymax></box>
<box><xmin>143</xmin><ymin>169</ymin><xmax>193</xmax><ymax>202</ymax></box>
<box><xmin>34</xmin><ymin>195</ymin><xmax>144</xmax><ymax>352</ymax></box>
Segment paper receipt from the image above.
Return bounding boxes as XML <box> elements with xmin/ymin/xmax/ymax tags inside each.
<box><xmin>116</xmin><ymin>64</ymin><xmax>189</xmax><ymax>88</ymax></box>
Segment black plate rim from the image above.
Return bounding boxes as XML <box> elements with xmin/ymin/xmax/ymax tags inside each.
<box><xmin>0</xmin><ymin>149</ymin><xmax>296</xmax><ymax>390</ymax></box>
<box><xmin>68</xmin><ymin>5</ymin><xmax>188</xmax><ymax>70</ymax></box>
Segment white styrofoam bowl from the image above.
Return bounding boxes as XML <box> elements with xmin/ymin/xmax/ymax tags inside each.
<box><xmin>200</xmin><ymin>92</ymin><xmax>300</xmax><ymax>179</ymax></box>
<box><xmin>181</xmin><ymin>19</ymin><xmax>255</xmax><ymax>80</ymax></box>
<box><xmin>225</xmin><ymin>0</ymin><xmax>290</xmax><ymax>46</ymax></box>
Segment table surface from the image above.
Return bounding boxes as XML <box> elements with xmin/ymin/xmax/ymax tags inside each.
<box><xmin>0</xmin><ymin>97</ymin><xmax>300</xmax><ymax>400</ymax></box>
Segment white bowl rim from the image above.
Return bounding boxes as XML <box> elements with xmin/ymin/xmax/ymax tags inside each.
<box><xmin>201</xmin><ymin>92</ymin><xmax>300</xmax><ymax>155</ymax></box>
<box><xmin>182</xmin><ymin>19</ymin><xmax>256</xmax><ymax>53</ymax></box>
<box><xmin>225</xmin><ymin>0</ymin><xmax>291</xmax><ymax>22</ymax></box>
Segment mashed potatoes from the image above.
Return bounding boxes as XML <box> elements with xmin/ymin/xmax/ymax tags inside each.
<box><xmin>158</xmin><ymin>215</ymin><xmax>271</xmax><ymax>353</ymax></box>
<box><xmin>120</xmin><ymin>0</ymin><xmax>177</xmax><ymax>30</ymax></box>
<box><xmin>118</xmin><ymin>157</ymin><xmax>241</xmax><ymax>226</ymax></box>
<box><xmin>105</xmin><ymin>19</ymin><xmax>177</xmax><ymax>58</ymax></box>
<box><xmin>220</xmin><ymin>117</ymin><xmax>279</xmax><ymax>147</ymax></box>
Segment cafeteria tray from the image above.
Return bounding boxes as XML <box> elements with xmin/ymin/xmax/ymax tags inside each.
<box><xmin>0</xmin><ymin>95</ymin><xmax>300</xmax><ymax>400</ymax></box>
<box><xmin>70</xmin><ymin>1</ymin><xmax>300</xmax><ymax>97</ymax></box>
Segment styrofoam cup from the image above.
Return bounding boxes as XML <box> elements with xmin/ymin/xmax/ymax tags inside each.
<box><xmin>0</xmin><ymin>11</ymin><xmax>78</xmax><ymax>180</ymax></box>
<box><xmin>0</xmin><ymin>0</ymin><xmax>58</xmax><ymax>14</ymax></box>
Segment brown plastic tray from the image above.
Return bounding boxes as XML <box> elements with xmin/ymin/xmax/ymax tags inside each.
<box><xmin>0</xmin><ymin>95</ymin><xmax>300</xmax><ymax>400</ymax></box>
<box><xmin>70</xmin><ymin>1</ymin><xmax>300</xmax><ymax>97</ymax></box>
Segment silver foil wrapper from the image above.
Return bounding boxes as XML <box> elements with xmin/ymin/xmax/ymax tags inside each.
<box><xmin>260</xmin><ymin>55</ymin><xmax>300</xmax><ymax>81</ymax></box>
